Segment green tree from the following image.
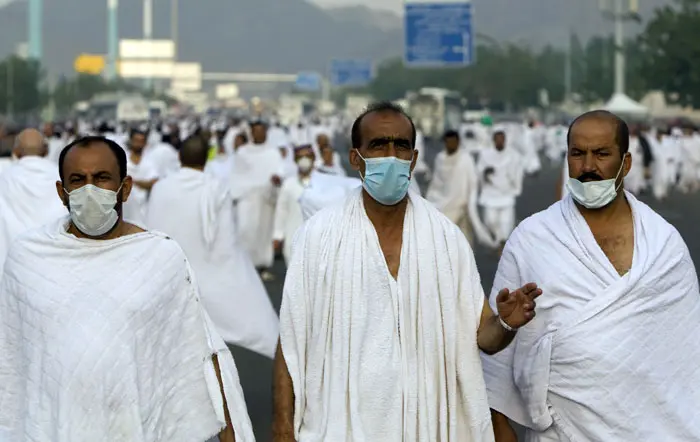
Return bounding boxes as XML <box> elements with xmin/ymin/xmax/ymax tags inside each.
<box><xmin>0</xmin><ymin>56</ymin><xmax>47</xmax><ymax>118</ymax></box>
<box><xmin>637</xmin><ymin>0</ymin><xmax>700</xmax><ymax>107</ymax></box>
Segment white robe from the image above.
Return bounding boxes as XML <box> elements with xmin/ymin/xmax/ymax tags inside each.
<box><xmin>482</xmin><ymin>192</ymin><xmax>700</xmax><ymax>441</ymax></box>
<box><xmin>146</xmin><ymin>168</ymin><xmax>280</xmax><ymax>359</ymax></box>
<box><xmin>427</xmin><ymin>149</ymin><xmax>483</xmax><ymax>243</ymax></box>
<box><xmin>204</xmin><ymin>153</ymin><xmax>235</xmax><ymax>184</ymax></box>
<box><xmin>298</xmin><ymin>173</ymin><xmax>362</xmax><ymax>221</ymax></box>
<box><xmin>273</xmin><ymin>173</ymin><xmax>310</xmax><ymax>264</ymax></box>
<box><xmin>477</xmin><ymin>147</ymin><xmax>523</xmax><ymax>242</ymax></box>
<box><xmin>231</xmin><ymin>142</ymin><xmax>282</xmax><ymax>268</ymax></box>
<box><xmin>0</xmin><ymin>218</ymin><xmax>255</xmax><ymax>442</ymax></box>
<box><xmin>124</xmin><ymin>155</ymin><xmax>159</xmax><ymax>227</ymax></box>
<box><xmin>0</xmin><ymin>156</ymin><xmax>66</xmax><ymax>271</ymax></box>
<box><xmin>280</xmin><ymin>188</ymin><xmax>494</xmax><ymax>442</ymax></box>
<box><xmin>623</xmin><ymin>136</ymin><xmax>645</xmax><ymax>194</ymax></box>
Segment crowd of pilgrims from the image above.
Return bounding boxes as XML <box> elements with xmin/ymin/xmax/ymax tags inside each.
<box><xmin>0</xmin><ymin>106</ymin><xmax>700</xmax><ymax>441</ymax></box>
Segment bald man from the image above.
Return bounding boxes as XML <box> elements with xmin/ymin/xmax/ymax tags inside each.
<box><xmin>483</xmin><ymin>110</ymin><xmax>700</xmax><ymax>441</ymax></box>
<box><xmin>0</xmin><ymin>128</ymin><xmax>66</xmax><ymax>270</ymax></box>
<box><xmin>147</xmin><ymin>136</ymin><xmax>280</xmax><ymax>359</ymax></box>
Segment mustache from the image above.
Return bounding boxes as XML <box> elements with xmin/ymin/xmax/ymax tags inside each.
<box><xmin>578</xmin><ymin>172</ymin><xmax>604</xmax><ymax>182</ymax></box>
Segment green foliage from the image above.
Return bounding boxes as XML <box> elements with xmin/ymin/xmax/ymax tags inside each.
<box><xmin>0</xmin><ymin>56</ymin><xmax>48</xmax><ymax>117</ymax></box>
<box><xmin>637</xmin><ymin>0</ymin><xmax>700</xmax><ymax>107</ymax></box>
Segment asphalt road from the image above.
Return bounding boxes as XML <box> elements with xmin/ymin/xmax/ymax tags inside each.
<box><xmin>229</xmin><ymin>143</ymin><xmax>700</xmax><ymax>441</ymax></box>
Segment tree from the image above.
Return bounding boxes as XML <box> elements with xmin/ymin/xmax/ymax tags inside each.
<box><xmin>637</xmin><ymin>0</ymin><xmax>700</xmax><ymax>107</ymax></box>
<box><xmin>0</xmin><ymin>56</ymin><xmax>47</xmax><ymax>118</ymax></box>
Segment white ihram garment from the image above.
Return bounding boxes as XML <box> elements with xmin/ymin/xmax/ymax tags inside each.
<box><xmin>280</xmin><ymin>188</ymin><xmax>494</xmax><ymax>442</ymax></box>
<box><xmin>623</xmin><ymin>136</ymin><xmax>645</xmax><ymax>194</ymax></box>
<box><xmin>0</xmin><ymin>218</ymin><xmax>255</xmax><ymax>441</ymax></box>
<box><xmin>0</xmin><ymin>156</ymin><xmax>66</xmax><ymax>271</ymax></box>
<box><xmin>477</xmin><ymin>147</ymin><xmax>523</xmax><ymax>243</ymax></box>
<box><xmin>231</xmin><ymin>142</ymin><xmax>282</xmax><ymax>268</ymax></box>
<box><xmin>298</xmin><ymin>172</ymin><xmax>361</xmax><ymax>221</ymax></box>
<box><xmin>482</xmin><ymin>192</ymin><xmax>700</xmax><ymax>441</ymax></box>
<box><xmin>273</xmin><ymin>173</ymin><xmax>310</xmax><ymax>264</ymax></box>
<box><xmin>124</xmin><ymin>155</ymin><xmax>159</xmax><ymax>227</ymax></box>
<box><xmin>426</xmin><ymin>150</ymin><xmax>493</xmax><ymax>247</ymax></box>
<box><xmin>147</xmin><ymin>168</ymin><xmax>280</xmax><ymax>359</ymax></box>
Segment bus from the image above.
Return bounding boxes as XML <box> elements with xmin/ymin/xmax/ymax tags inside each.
<box><xmin>406</xmin><ymin>88</ymin><xmax>463</xmax><ymax>138</ymax></box>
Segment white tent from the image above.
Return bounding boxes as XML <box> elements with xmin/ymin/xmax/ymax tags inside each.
<box><xmin>602</xmin><ymin>93</ymin><xmax>650</xmax><ymax>117</ymax></box>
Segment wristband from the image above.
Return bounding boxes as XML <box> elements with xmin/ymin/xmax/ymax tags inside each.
<box><xmin>499</xmin><ymin>316</ymin><xmax>517</xmax><ymax>332</ymax></box>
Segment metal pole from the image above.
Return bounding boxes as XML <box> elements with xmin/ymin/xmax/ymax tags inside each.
<box><xmin>613</xmin><ymin>0</ymin><xmax>625</xmax><ymax>95</ymax></box>
<box><xmin>107</xmin><ymin>0</ymin><xmax>119</xmax><ymax>80</ymax></box>
<box><xmin>7</xmin><ymin>60</ymin><xmax>14</xmax><ymax>119</ymax></box>
<box><xmin>28</xmin><ymin>0</ymin><xmax>42</xmax><ymax>60</ymax></box>
<box><xmin>143</xmin><ymin>0</ymin><xmax>153</xmax><ymax>90</ymax></box>
<box><xmin>171</xmin><ymin>0</ymin><xmax>179</xmax><ymax>61</ymax></box>
<box><xmin>564</xmin><ymin>31</ymin><xmax>572</xmax><ymax>101</ymax></box>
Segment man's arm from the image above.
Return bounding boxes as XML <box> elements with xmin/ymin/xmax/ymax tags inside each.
<box><xmin>477</xmin><ymin>299</ymin><xmax>516</xmax><ymax>355</ymax></box>
<box><xmin>272</xmin><ymin>340</ymin><xmax>296</xmax><ymax>442</ymax></box>
<box><xmin>491</xmin><ymin>409</ymin><xmax>518</xmax><ymax>442</ymax></box>
<box><xmin>213</xmin><ymin>354</ymin><xmax>236</xmax><ymax>442</ymax></box>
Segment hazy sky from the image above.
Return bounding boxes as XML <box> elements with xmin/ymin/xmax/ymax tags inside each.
<box><xmin>311</xmin><ymin>0</ymin><xmax>401</xmax><ymax>13</ymax></box>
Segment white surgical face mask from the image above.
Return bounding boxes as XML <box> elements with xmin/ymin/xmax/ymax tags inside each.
<box><xmin>65</xmin><ymin>184</ymin><xmax>122</xmax><ymax>237</ymax></box>
<box><xmin>297</xmin><ymin>156</ymin><xmax>314</xmax><ymax>173</ymax></box>
<box><xmin>566</xmin><ymin>154</ymin><xmax>627</xmax><ymax>209</ymax></box>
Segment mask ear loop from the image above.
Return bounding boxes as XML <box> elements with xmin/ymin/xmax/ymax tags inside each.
<box><xmin>614</xmin><ymin>152</ymin><xmax>628</xmax><ymax>192</ymax></box>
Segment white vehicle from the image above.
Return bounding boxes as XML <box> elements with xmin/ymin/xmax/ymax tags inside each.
<box><xmin>406</xmin><ymin>88</ymin><xmax>463</xmax><ymax>138</ymax></box>
<box><xmin>149</xmin><ymin>100</ymin><xmax>168</xmax><ymax>119</ymax></box>
<box><xmin>89</xmin><ymin>93</ymin><xmax>150</xmax><ymax>122</ymax></box>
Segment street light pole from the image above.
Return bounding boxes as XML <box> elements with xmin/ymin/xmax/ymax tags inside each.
<box><xmin>107</xmin><ymin>0</ymin><xmax>119</xmax><ymax>80</ymax></box>
<box><xmin>171</xmin><ymin>0</ymin><xmax>179</xmax><ymax>61</ymax></box>
<box><xmin>600</xmin><ymin>0</ymin><xmax>638</xmax><ymax>96</ymax></box>
<box><xmin>143</xmin><ymin>0</ymin><xmax>153</xmax><ymax>90</ymax></box>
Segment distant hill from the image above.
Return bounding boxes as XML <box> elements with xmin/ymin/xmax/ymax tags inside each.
<box><xmin>0</xmin><ymin>0</ymin><xmax>673</xmax><ymax>77</ymax></box>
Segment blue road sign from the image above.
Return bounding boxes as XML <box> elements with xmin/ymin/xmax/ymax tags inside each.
<box><xmin>404</xmin><ymin>1</ymin><xmax>474</xmax><ymax>67</ymax></box>
<box><xmin>330</xmin><ymin>59</ymin><xmax>373</xmax><ymax>87</ymax></box>
<box><xmin>295</xmin><ymin>71</ymin><xmax>322</xmax><ymax>91</ymax></box>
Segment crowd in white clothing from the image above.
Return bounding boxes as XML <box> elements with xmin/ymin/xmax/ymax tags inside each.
<box><xmin>2</xmin><ymin>104</ymin><xmax>700</xmax><ymax>442</ymax></box>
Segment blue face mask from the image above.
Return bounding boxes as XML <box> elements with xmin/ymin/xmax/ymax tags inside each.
<box><xmin>357</xmin><ymin>151</ymin><xmax>413</xmax><ymax>206</ymax></box>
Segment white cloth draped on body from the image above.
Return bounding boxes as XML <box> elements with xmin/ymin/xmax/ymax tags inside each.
<box><xmin>298</xmin><ymin>172</ymin><xmax>361</xmax><ymax>221</ymax></box>
<box><xmin>273</xmin><ymin>173</ymin><xmax>312</xmax><ymax>264</ymax></box>
<box><xmin>0</xmin><ymin>156</ymin><xmax>66</xmax><ymax>271</ymax></box>
<box><xmin>147</xmin><ymin>168</ymin><xmax>280</xmax><ymax>359</ymax></box>
<box><xmin>0</xmin><ymin>218</ymin><xmax>254</xmax><ymax>442</ymax></box>
<box><xmin>280</xmin><ymin>188</ymin><xmax>494</xmax><ymax>442</ymax></box>
<box><xmin>481</xmin><ymin>192</ymin><xmax>700</xmax><ymax>441</ymax></box>
<box><xmin>426</xmin><ymin>149</ymin><xmax>495</xmax><ymax>247</ymax></box>
<box><xmin>124</xmin><ymin>155</ymin><xmax>159</xmax><ymax>227</ymax></box>
<box><xmin>230</xmin><ymin>142</ymin><xmax>282</xmax><ymax>268</ymax></box>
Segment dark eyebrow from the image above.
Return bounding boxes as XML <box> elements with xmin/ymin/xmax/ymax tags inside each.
<box><xmin>368</xmin><ymin>137</ymin><xmax>412</xmax><ymax>147</ymax></box>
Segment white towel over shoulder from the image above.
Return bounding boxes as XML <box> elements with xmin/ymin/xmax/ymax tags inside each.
<box><xmin>281</xmin><ymin>188</ymin><xmax>494</xmax><ymax>442</ymax></box>
<box><xmin>482</xmin><ymin>192</ymin><xmax>700</xmax><ymax>441</ymax></box>
<box><xmin>0</xmin><ymin>219</ymin><xmax>254</xmax><ymax>442</ymax></box>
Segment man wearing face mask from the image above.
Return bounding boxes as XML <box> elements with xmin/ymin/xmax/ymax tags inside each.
<box><xmin>273</xmin><ymin>102</ymin><xmax>542</xmax><ymax>442</ymax></box>
<box><xmin>483</xmin><ymin>110</ymin><xmax>700</xmax><ymax>442</ymax></box>
<box><xmin>0</xmin><ymin>129</ymin><xmax>67</xmax><ymax>271</ymax></box>
<box><xmin>272</xmin><ymin>144</ymin><xmax>316</xmax><ymax>265</ymax></box>
<box><xmin>0</xmin><ymin>136</ymin><xmax>255</xmax><ymax>442</ymax></box>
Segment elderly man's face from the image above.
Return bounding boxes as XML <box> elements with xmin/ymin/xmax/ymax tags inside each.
<box><xmin>349</xmin><ymin>111</ymin><xmax>417</xmax><ymax>177</ymax></box>
<box><xmin>567</xmin><ymin>118</ymin><xmax>630</xmax><ymax>184</ymax></box>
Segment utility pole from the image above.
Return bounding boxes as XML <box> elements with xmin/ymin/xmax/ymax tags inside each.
<box><xmin>564</xmin><ymin>30</ymin><xmax>573</xmax><ymax>102</ymax></box>
<box><xmin>28</xmin><ymin>0</ymin><xmax>42</xmax><ymax>60</ymax></box>
<box><xmin>107</xmin><ymin>0</ymin><xmax>119</xmax><ymax>81</ymax></box>
<box><xmin>143</xmin><ymin>0</ymin><xmax>153</xmax><ymax>90</ymax></box>
<box><xmin>599</xmin><ymin>0</ymin><xmax>638</xmax><ymax>96</ymax></box>
<box><xmin>171</xmin><ymin>0</ymin><xmax>179</xmax><ymax>61</ymax></box>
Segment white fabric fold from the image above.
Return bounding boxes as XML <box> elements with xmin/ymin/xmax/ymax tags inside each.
<box><xmin>281</xmin><ymin>188</ymin><xmax>493</xmax><ymax>442</ymax></box>
<box><xmin>0</xmin><ymin>218</ymin><xmax>254</xmax><ymax>441</ymax></box>
<box><xmin>147</xmin><ymin>168</ymin><xmax>280</xmax><ymax>359</ymax></box>
<box><xmin>0</xmin><ymin>156</ymin><xmax>66</xmax><ymax>271</ymax></box>
<box><xmin>482</xmin><ymin>192</ymin><xmax>700</xmax><ymax>441</ymax></box>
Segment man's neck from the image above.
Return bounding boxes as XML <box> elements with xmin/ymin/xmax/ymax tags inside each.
<box><xmin>185</xmin><ymin>165</ymin><xmax>205</xmax><ymax>171</ymax></box>
<box><xmin>577</xmin><ymin>191</ymin><xmax>631</xmax><ymax>227</ymax></box>
<box><xmin>67</xmin><ymin>219</ymin><xmax>136</xmax><ymax>241</ymax></box>
<box><xmin>298</xmin><ymin>170</ymin><xmax>312</xmax><ymax>180</ymax></box>
<box><xmin>362</xmin><ymin>189</ymin><xmax>408</xmax><ymax>230</ymax></box>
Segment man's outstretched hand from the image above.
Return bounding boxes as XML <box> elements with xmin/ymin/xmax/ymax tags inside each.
<box><xmin>496</xmin><ymin>282</ymin><xmax>542</xmax><ymax>329</ymax></box>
